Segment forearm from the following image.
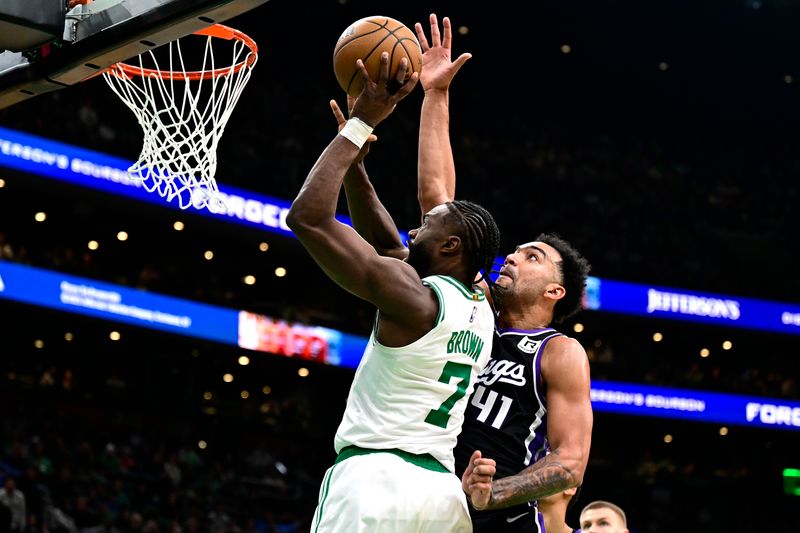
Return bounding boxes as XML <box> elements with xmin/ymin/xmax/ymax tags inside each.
<box><xmin>288</xmin><ymin>135</ymin><xmax>360</xmax><ymax>228</ymax></box>
<box><xmin>482</xmin><ymin>451</ymin><xmax>583</xmax><ymax>511</ymax></box>
<box><xmin>417</xmin><ymin>90</ymin><xmax>455</xmax><ymax>214</ymax></box>
<box><xmin>343</xmin><ymin>162</ymin><xmax>406</xmax><ymax>257</ymax></box>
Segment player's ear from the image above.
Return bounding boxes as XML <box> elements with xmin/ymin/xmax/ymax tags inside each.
<box><xmin>441</xmin><ymin>235</ymin><xmax>462</xmax><ymax>255</ymax></box>
<box><xmin>544</xmin><ymin>282</ymin><xmax>565</xmax><ymax>301</ymax></box>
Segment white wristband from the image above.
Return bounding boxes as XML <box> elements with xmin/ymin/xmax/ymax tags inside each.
<box><xmin>339</xmin><ymin>117</ymin><xmax>374</xmax><ymax>149</ymax></box>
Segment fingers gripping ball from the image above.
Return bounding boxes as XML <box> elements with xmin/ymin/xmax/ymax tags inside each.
<box><xmin>333</xmin><ymin>15</ymin><xmax>422</xmax><ymax>98</ymax></box>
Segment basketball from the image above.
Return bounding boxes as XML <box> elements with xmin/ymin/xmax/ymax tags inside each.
<box><xmin>333</xmin><ymin>15</ymin><xmax>422</xmax><ymax>98</ymax></box>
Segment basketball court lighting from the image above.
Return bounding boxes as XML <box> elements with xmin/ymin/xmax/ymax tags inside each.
<box><xmin>88</xmin><ymin>240</ymin><xmax>99</xmax><ymax>250</ymax></box>
<box><xmin>458</xmin><ymin>25</ymin><xmax>469</xmax><ymax>35</ymax></box>
<box><xmin>203</xmin><ymin>391</ymin><xmax>213</xmax><ymax>400</ymax></box>
<box><xmin>34</xmin><ymin>212</ymin><xmax>46</xmax><ymax>222</ymax></box>
<box><xmin>722</xmin><ymin>340</ymin><xmax>733</xmax><ymax>350</ymax></box>
<box><xmin>561</xmin><ymin>44</ymin><xmax>572</xmax><ymax>54</ymax></box>
<box><xmin>243</xmin><ymin>275</ymin><xmax>256</xmax><ymax>285</ymax></box>
<box><xmin>664</xmin><ymin>434</ymin><xmax>673</xmax><ymax>443</ymax></box>
<box><xmin>203</xmin><ymin>250</ymin><xmax>214</xmax><ymax>260</ymax></box>
<box><xmin>238</xmin><ymin>355</ymin><xmax>250</xmax><ymax>366</ymax></box>
<box><xmin>64</xmin><ymin>332</ymin><xmax>74</xmax><ymax>341</ymax></box>
<box><xmin>659</xmin><ymin>61</ymin><xmax>669</xmax><ymax>71</ymax></box>
<box><xmin>259</xmin><ymin>242</ymin><xmax>269</xmax><ymax>252</ymax></box>
<box><xmin>223</xmin><ymin>373</ymin><xmax>234</xmax><ymax>383</ymax></box>
<box><xmin>700</xmin><ymin>348</ymin><xmax>710</xmax><ymax>357</ymax></box>
<box><xmin>173</xmin><ymin>221</ymin><xmax>185</xmax><ymax>231</ymax></box>
<box><xmin>719</xmin><ymin>427</ymin><xmax>729</xmax><ymax>436</ymax></box>
<box><xmin>109</xmin><ymin>331</ymin><xmax>121</xmax><ymax>341</ymax></box>
<box><xmin>262</xmin><ymin>386</ymin><xmax>272</xmax><ymax>395</ymax></box>
<box><xmin>573</xmin><ymin>323</ymin><xmax>584</xmax><ymax>333</ymax></box>
<box><xmin>198</xmin><ymin>440</ymin><xmax>208</xmax><ymax>450</ymax></box>
<box><xmin>0</xmin><ymin>179</ymin><xmax>5</xmax><ymax>188</ymax></box>
<box><xmin>785</xmin><ymin>75</ymin><xmax>794</xmax><ymax>84</ymax></box>
<box><xmin>116</xmin><ymin>231</ymin><xmax>128</xmax><ymax>241</ymax></box>
<box><xmin>298</xmin><ymin>368</ymin><xmax>310</xmax><ymax>377</ymax></box>
<box><xmin>275</xmin><ymin>267</ymin><xmax>287</xmax><ymax>277</ymax></box>
<box><xmin>240</xmin><ymin>390</ymin><xmax>250</xmax><ymax>399</ymax></box>
<box><xmin>34</xmin><ymin>339</ymin><xmax>44</xmax><ymax>349</ymax></box>
<box><xmin>653</xmin><ymin>332</ymin><xmax>663</xmax><ymax>342</ymax></box>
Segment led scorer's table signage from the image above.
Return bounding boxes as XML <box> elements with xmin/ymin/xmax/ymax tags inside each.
<box><xmin>1</xmin><ymin>126</ymin><xmax>799</xmax><ymax>336</ymax></box>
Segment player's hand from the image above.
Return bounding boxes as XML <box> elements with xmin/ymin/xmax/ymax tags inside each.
<box><xmin>330</xmin><ymin>98</ymin><xmax>377</xmax><ymax>163</ymax></box>
<box><xmin>462</xmin><ymin>450</ymin><xmax>496</xmax><ymax>511</ymax></box>
<box><xmin>414</xmin><ymin>14</ymin><xmax>471</xmax><ymax>94</ymax></box>
<box><xmin>351</xmin><ymin>53</ymin><xmax>419</xmax><ymax>127</ymax></box>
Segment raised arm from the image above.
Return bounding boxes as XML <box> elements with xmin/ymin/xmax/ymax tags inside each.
<box><xmin>414</xmin><ymin>14</ymin><xmax>472</xmax><ymax>215</ymax></box>
<box><xmin>466</xmin><ymin>337</ymin><xmax>593</xmax><ymax>510</ymax></box>
<box><xmin>328</xmin><ymin>97</ymin><xmax>408</xmax><ymax>260</ymax></box>
<box><xmin>286</xmin><ymin>55</ymin><xmax>431</xmax><ymax>335</ymax></box>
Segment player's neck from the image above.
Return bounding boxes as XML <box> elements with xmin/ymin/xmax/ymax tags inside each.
<box><xmin>540</xmin><ymin>505</ymin><xmax>573</xmax><ymax>533</ymax></box>
<box><xmin>496</xmin><ymin>300</ymin><xmax>552</xmax><ymax>330</ymax></box>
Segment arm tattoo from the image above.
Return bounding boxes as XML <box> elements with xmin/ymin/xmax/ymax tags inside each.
<box><xmin>484</xmin><ymin>451</ymin><xmax>576</xmax><ymax>510</ymax></box>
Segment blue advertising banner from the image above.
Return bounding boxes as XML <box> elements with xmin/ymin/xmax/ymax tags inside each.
<box><xmin>591</xmin><ymin>380</ymin><xmax>800</xmax><ymax>432</ymax></box>
<box><xmin>1</xmin><ymin>125</ymin><xmax>799</xmax><ymax>336</ymax></box>
<box><xmin>0</xmin><ymin>260</ymin><xmax>238</xmax><ymax>344</ymax></box>
<box><xmin>584</xmin><ymin>276</ymin><xmax>800</xmax><ymax>336</ymax></box>
<box><xmin>2</xmin><ymin>260</ymin><xmax>798</xmax><ymax>431</ymax></box>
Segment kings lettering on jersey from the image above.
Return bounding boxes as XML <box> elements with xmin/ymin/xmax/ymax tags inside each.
<box><xmin>447</xmin><ymin>329</ymin><xmax>486</xmax><ymax>361</ymax></box>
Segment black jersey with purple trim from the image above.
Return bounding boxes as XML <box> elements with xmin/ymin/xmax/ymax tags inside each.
<box><xmin>454</xmin><ymin>327</ymin><xmax>563</xmax><ymax>529</ymax></box>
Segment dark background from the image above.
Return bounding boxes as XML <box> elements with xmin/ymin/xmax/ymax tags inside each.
<box><xmin>0</xmin><ymin>0</ymin><xmax>799</xmax><ymax>531</ymax></box>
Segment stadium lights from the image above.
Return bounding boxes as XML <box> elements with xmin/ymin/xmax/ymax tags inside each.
<box><xmin>275</xmin><ymin>267</ymin><xmax>287</xmax><ymax>278</ymax></box>
<box><xmin>238</xmin><ymin>355</ymin><xmax>250</xmax><ymax>366</ymax></box>
<box><xmin>198</xmin><ymin>440</ymin><xmax>207</xmax><ymax>450</ymax></box>
<box><xmin>653</xmin><ymin>332</ymin><xmax>663</xmax><ymax>342</ymax></box>
<box><xmin>785</xmin><ymin>75</ymin><xmax>793</xmax><ymax>84</ymax></box>
<box><xmin>719</xmin><ymin>426</ymin><xmax>729</xmax><ymax>436</ymax></box>
<box><xmin>109</xmin><ymin>331</ymin><xmax>121</xmax><ymax>341</ymax></box>
<box><xmin>262</xmin><ymin>386</ymin><xmax>272</xmax><ymax>395</ymax></box>
<box><xmin>34</xmin><ymin>339</ymin><xmax>44</xmax><ymax>349</ymax></box>
<box><xmin>298</xmin><ymin>367</ymin><xmax>310</xmax><ymax>377</ymax></box>
<box><xmin>259</xmin><ymin>242</ymin><xmax>269</xmax><ymax>252</ymax></box>
<box><xmin>240</xmin><ymin>390</ymin><xmax>249</xmax><ymax>399</ymax></box>
<box><xmin>34</xmin><ymin>212</ymin><xmax>46</xmax><ymax>222</ymax></box>
<box><xmin>722</xmin><ymin>340</ymin><xmax>733</xmax><ymax>350</ymax></box>
<box><xmin>64</xmin><ymin>332</ymin><xmax>73</xmax><ymax>341</ymax></box>
<box><xmin>700</xmin><ymin>348</ymin><xmax>710</xmax><ymax>358</ymax></box>
<box><xmin>664</xmin><ymin>434</ymin><xmax>673</xmax><ymax>443</ymax></box>
<box><xmin>116</xmin><ymin>231</ymin><xmax>128</xmax><ymax>241</ymax></box>
<box><xmin>87</xmin><ymin>240</ymin><xmax>99</xmax><ymax>250</ymax></box>
<box><xmin>203</xmin><ymin>250</ymin><xmax>214</xmax><ymax>260</ymax></box>
<box><xmin>573</xmin><ymin>323</ymin><xmax>584</xmax><ymax>333</ymax></box>
<box><xmin>561</xmin><ymin>44</ymin><xmax>571</xmax><ymax>54</ymax></box>
<box><xmin>0</xmin><ymin>178</ymin><xmax>5</xmax><ymax>188</ymax></box>
<box><xmin>223</xmin><ymin>373</ymin><xmax>234</xmax><ymax>383</ymax></box>
<box><xmin>659</xmin><ymin>61</ymin><xmax>669</xmax><ymax>71</ymax></box>
<box><xmin>203</xmin><ymin>391</ymin><xmax>213</xmax><ymax>400</ymax></box>
<box><xmin>173</xmin><ymin>221</ymin><xmax>185</xmax><ymax>231</ymax></box>
<box><xmin>243</xmin><ymin>275</ymin><xmax>256</xmax><ymax>285</ymax></box>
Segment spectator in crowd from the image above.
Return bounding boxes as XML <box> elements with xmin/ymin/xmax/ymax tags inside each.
<box><xmin>578</xmin><ymin>500</ymin><xmax>629</xmax><ymax>533</ymax></box>
<box><xmin>0</xmin><ymin>477</ymin><xmax>26</xmax><ymax>533</ymax></box>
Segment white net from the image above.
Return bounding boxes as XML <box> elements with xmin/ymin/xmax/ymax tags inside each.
<box><xmin>103</xmin><ymin>26</ymin><xmax>257</xmax><ymax>211</ymax></box>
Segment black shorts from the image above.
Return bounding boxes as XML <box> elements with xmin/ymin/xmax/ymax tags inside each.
<box><xmin>472</xmin><ymin>507</ymin><xmax>545</xmax><ymax>533</ymax></box>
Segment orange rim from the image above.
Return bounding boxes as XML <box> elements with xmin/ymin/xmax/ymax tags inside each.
<box><xmin>107</xmin><ymin>24</ymin><xmax>257</xmax><ymax>81</ymax></box>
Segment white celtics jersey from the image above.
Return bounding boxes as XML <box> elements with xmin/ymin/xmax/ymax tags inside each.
<box><xmin>333</xmin><ymin>274</ymin><xmax>495</xmax><ymax>473</ymax></box>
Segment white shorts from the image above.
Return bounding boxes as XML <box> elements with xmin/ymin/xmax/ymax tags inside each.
<box><xmin>311</xmin><ymin>448</ymin><xmax>472</xmax><ymax>533</ymax></box>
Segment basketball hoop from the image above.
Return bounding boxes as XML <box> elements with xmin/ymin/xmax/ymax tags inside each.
<box><xmin>103</xmin><ymin>24</ymin><xmax>258</xmax><ymax>211</ymax></box>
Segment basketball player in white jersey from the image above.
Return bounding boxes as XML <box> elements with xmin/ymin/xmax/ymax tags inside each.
<box><xmin>335</xmin><ymin>13</ymin><xmax>593</xmax><ymax>531</ymax></box>
<box><xmin>288</xmin><ymin>52</ymin><xmax>501</xmax><ymax>532</ymax></box>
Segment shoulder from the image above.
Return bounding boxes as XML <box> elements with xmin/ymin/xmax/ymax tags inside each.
<box><xmin>540</xmin><ymin>335</ymin><xmax>590</xmax><ymax>381</ymax></box>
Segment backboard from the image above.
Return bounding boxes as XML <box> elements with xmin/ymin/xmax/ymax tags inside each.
<box><xmin>0</xmin><ymin>0</ymin><xmax>269</xmax><ymax>110</ymax></box>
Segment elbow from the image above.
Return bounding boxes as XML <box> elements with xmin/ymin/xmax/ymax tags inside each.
<box><xmin>286</xmin><ymin>203</ymin><xmax>314</xmax><ymax>233</ymax></box>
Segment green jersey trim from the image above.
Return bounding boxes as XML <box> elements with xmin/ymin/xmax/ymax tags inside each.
<box><xmin>422</xmin><ymin>279</ymin><xmax>446</xmax><ymax>326</ymax></box>
<box><xmin>336</xmin><ymin>445</ymin><xmax>449</xmax><ymax>473</ymax></box>
<box><xmin>433</xmin><ymin>275</ymin><xmax>486</xmax><ymax>301</ymax></box>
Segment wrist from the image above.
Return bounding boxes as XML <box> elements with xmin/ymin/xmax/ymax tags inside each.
<box><xmin>339</xmin><ymin>117</ymin><xmax>374</xmax><ymax>149</ymax></box>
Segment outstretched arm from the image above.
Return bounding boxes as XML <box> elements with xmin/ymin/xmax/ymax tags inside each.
<box><xmin>287</xmin><ymin>55</ymin><xmax>427</xmax><ymax>332</ymax></box>
<box><xmin>415</xmin><ymin>14</ymin><xmax>472</xmax><ymax>215</ymax></box>
<box><xmin>469</xmin><ymin>337</ymin><xmax>593</xmax><ymax>510</ymax></box>
<box><xmin>329</xmin><ymin>98</ymin><xmax>408</xmax><ymax>260</ymax></box>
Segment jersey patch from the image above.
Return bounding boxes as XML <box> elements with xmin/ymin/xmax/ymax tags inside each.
<box><xmin>516</xmin><ymin>336</ymin><xmax>541</xmax><ymax>354</ymax></box>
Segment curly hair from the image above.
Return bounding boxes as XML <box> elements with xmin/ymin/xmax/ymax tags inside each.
<box><xmin>535</xmin><ymin>233</ymin><xmax>591</xmax><ymax>324</ymax></box>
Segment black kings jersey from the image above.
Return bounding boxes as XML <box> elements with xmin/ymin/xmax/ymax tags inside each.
<box><xmin>454</xmin><ymin>327</ymin><xmax>563</xmax><ymax>528</ymax></box>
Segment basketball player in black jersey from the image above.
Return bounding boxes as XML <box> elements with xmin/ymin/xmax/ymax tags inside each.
<box><xmin>331</xmin><ymin>13</ymin><xmax>593</xmax><ymax>532</ymax></box>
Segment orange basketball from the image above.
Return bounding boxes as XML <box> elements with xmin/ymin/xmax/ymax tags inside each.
<box><xmin>333</xmin><ymin>15</ymin><xmax>422</xmax><ymax>98</ymax></box>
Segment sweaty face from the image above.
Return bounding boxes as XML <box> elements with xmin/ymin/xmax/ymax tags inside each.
<box><xmin>579</xmin><ymin>508</ymin><xmax>627</xmax><ymax>533</ymax></box>
<box><xmin>494</xmin><ymin>241</ymin><xmax>563</xmax><ymax>305</ymax></box>
<box><xmin>406</xmin><ymin>204</ymin><xmax>451</xmax><ymax>275</ymax></box>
